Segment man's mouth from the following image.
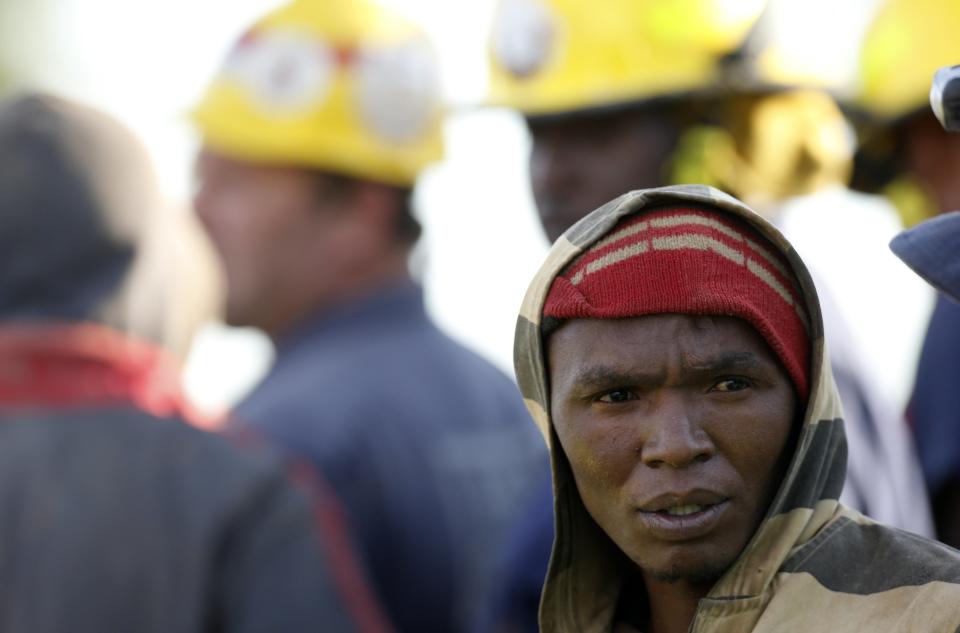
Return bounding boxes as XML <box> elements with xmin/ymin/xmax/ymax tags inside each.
<box><xmin>635</xmin><ymin>492</ymin><xmax>731</xmax><ymax>541</ymax></box>
<box><xmin>662</xmin><ymin>504</ymin><xmax>707</xmax><ymax>517</ymax></box>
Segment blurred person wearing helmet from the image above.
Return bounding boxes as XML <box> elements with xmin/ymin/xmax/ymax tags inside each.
<box><xmin>192</xmin><ymin>1</ymin><xmax>546</xmax><ymax>631</ymax></box>
<box><xmin>488</xmin><ymin>0</ymin><xmax>766</xmax><ymax>243</ymax></box>
<box><xmin>482</xmin><ymin>2</ymin><xmax>933</xmax><ymax>630</ymax></box>
<box><xmin>516</xmin><ymin>183</ymin><xmax>960</xmax><ymax>633</ymax></box>
<box><xmin>851</xmin><ymin>0</ymin><xmax>960</xmax><ymax>548</ymax></box>
<box><xmin>0</xmin><ymin>92</ymin><xmax>389</xmax><ymax>632</ymax></box>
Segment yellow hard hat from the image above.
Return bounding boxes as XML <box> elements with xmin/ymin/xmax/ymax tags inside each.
<box><xmin>193</xmin><ymin>0</ymin><xmax>443</xmax><ymax>187</ymax></box>
<box><xmin>859</xmin><ymin>0</ymin><xmax>960</xmax><ymax>121</ymax></box>
<box><xmin>488</xmin><ymin>0</ymin><xmax>766</xmax><ymax>116</ymax></box>
<box><xmin>850</xmin><ymin>0</ymin><xmax>957</xmax><ymax>225</ymax></box>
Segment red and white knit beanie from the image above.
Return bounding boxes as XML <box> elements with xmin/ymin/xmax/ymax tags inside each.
<box><xmin>544</xmin><ymin>205</ymin><xmax>810</xmax><ymax>400</ymax></box>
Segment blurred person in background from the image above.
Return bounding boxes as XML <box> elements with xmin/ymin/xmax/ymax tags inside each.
<box><xmin>482</xmin><ymin>1</ymin><xmax>931</xmax><ymax>629</ymax></box>
<box><xmin>192</xmin><ymin>1</ymin><xmax>546</xmax><ymax>631</ymax></box>
<box><xmin>851</xmin><ymin>0</ymin><xmax>960</xmax><ymax>548</ymax></box>
<box><xmin>0</xmin><ymin>92</ymin><xmax>389</xmax><ymax>632</ymax></box>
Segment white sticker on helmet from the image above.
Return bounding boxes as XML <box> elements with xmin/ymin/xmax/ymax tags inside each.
<box><xmin>491</xmin><ymin>0</ymin><xmax>555</xmax><ymax>79</ymax></box>
<box><xmin>356</xmin><ymin>36</ymin><xmax>440</xmax><ymax>143</ymax></box>
<box><xmin>225</xmin><ymin>31</ymin><xmax>334</xmax><ymax>113</ymax></box>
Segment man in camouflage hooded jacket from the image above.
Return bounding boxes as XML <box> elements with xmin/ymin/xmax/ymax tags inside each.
<box><xmin>514</xmin><ymin>184</ymin><xmax>960</xmax><ymax>632</ymax></box>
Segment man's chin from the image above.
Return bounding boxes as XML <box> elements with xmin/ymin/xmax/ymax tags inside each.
<box><xmin>639</xmin><ymin>551</ymin><xmax>734</xmax><ymax>586</ymax></box>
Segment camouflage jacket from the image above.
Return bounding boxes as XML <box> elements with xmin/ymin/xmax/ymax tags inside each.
<box><xmin>513</xmin><ymin>185</ymin><xmax>960</xmax><ymax>632</ymax></box>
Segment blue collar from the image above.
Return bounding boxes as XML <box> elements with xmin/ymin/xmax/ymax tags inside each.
<box><xmin>274</xmin><ymin>281</ymin><xmax>428</xmax><ymax>358</ymax></box>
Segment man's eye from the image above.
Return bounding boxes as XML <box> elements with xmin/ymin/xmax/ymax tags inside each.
<box><xmin>597</xmin><ymin>389</ymin><xmax>636</xmax><ymax>403</ymax></box>
<box><xmin>711</xmin><ymin>378</ymin><xmax>751</xmax><ymax>393</ymax></box>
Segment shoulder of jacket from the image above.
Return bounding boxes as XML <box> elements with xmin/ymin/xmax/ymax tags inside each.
<box><xmin>781</xmin><ymin>512</ymin><xmax>960</xmax><ymax>594</ymax></box>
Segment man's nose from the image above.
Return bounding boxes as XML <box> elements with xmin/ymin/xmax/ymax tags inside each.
<box><xmin>639</xmin><ymin>396</ymin><xmax>715</xmax><ymax>469</ymax></box>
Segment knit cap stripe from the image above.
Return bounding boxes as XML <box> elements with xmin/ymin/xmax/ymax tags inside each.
<box><xmin>571</xmin><ymin>241</ymin><xmax>650</xmax><ymax>285</ymax></box>
<box><xmin>571</xmin><ymin>211</ymin><xmax>801</xmax><ymax>300</ymax></box>
<box><xmin>590</xmin><ymin>219</ymin><xmax>651</xmax><ymax>252</ymax></box>
<box><xmin>744</xmin><ymin>236</ymin><xmax>792</xmax><ymax>282</ymax></box>
<box><xmin>649</xmin><ymin>213</ymin><xmax>746</xmax><ymax>242</ymax></box>
<box><xmin>651</xmin><ymin>234</ymin><xmax>745</xmax><ymax>265</ymax></box>
<box><xmin>746</xmin><ymin>258</ymin><xmax>811</xmax><ymax>331</ymax></box>
<box><xmin>568</xmin><ymin>217</ymin><xmax>803</xmax><ymax>318</ymax></box>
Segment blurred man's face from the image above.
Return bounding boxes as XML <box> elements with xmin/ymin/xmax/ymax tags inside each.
<box><xmin>527</xmin><ymin>107</ymin><xmax>679</xmax><ymax>242</ymax></box>
<box><xmin>902</xmin><ymin>111</ymin><xmax>960</xmax><ymax>214</ymax></box>
<box><xmin>548</xmin><ymin>314</ymin><xmax>796</xmax><ymax>585</ymax></box>
<box><xmin>193</xmin><ymin>150</ymin><xmax>354</xmax><ymax>335</ymax></box>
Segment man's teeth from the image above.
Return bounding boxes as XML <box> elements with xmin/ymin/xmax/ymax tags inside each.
<box><xmin>664</xmin><ymin>504</ymin><xmax>704</xmax><ymax>516</ymax></box>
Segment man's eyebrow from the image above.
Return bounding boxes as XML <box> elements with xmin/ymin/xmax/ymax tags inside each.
<box><xmin>683</xmin><ymin>351</ymin><xmax>762</xmax><ymax>373</ymax></box>
<box><xmin>568</xmin><ymin>366</ymin><xmax>664</xmax><ymax>390</ymax></box>
<box><xmin>565</xmin><ymin>352</ymin><xmax>765</xmax><ymax>392</ymax></box>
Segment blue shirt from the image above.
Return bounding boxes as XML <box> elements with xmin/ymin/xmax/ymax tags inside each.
<box><xmin>234</xmin><ymin>283</ymin><xmax>547</xmax><ymax>633</ymax></box>
<box><xmin>911</xmin><ymin>294</ymin><xmax>960</xmax><ymax>493</ymax></box>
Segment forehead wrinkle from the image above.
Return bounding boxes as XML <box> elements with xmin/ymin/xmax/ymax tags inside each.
<box><xmin>668</xmin><ymin>316</ymin><xmax>769</xmax><ymax>372</ymax></box>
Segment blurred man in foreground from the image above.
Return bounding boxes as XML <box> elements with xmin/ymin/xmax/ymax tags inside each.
<box><xmin>192</xmin><ymin>1</ymin><xmax>545</xmax><ymax>630</ymax></box>
<box><xmin>0</xmin><ymin>92</ymin><xmax>388</xmax><ymax>632</ymax></box>
<box><xmin>515</xmin><ymin>184</ymin><xmax>960</xmax><ymax>633</ymax></box>
<box><xmin>852</xmin><ymin>0</ymin><xmax>960</xmax><ymax>548</ymax></box>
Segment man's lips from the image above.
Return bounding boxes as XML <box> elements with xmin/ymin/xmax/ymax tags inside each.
<box><xmin>638</xmin><ymin>490</ymin><xmax>729</xmax><ymax>513</ymax></box>
<box><xmin>634</xmin><ymin>490</ymin><xmax>731</xmax><ymax>541</ymax></box>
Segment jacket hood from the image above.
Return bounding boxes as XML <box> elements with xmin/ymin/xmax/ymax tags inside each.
<box><xmin>514</xmin><ymin>184</ymin><xmax>847</xmax><ymax>632</ymax></box>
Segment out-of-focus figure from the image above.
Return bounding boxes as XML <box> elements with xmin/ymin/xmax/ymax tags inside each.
<box><xmin>0</xmin><ymin>92</ymin><xmax>389</xmax><ymax>632</ymax></box>
<box><xmin>489</xmin><ymin>0</ymin><xmax>766</xmax><ymax>242</ymax></box>
<box><xmin>191</xmin><ymin>1</ymin><xmax>546</xmax><ymax>631</ymax></box>
<box><xmin>483</xmin><ymin>1</ymin><xmax>932</xmax><ymax>629</ymax></box>
<box><xmin>852</xmin><ymin>0</ymin><xmax>960</xmax><ymax>548</ymax></box>
<box><xmin>891</xmin><ymin>211</ymin><xmax>960</xmax><ymax>548</ymax></box>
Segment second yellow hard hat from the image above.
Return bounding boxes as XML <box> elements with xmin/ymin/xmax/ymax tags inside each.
<box><xmin>858</xmin><ymin>0</ymin><xmax>960</xmax><ymax>122</ymax></box>
<box><xmin>193</xmin><ymin>0</ymin><xmax>444</xmax><ymax>187</ymax></box>
<box><xmin>487</xmin><ymin>0</ymin><xmax>766</xmax><ymax>116</ymax></box>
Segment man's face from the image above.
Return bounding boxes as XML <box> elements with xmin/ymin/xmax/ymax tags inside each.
<box><xmin>193</xmin><ymin>150</ymin><xmax>350</xmax><ymax>333</ymax></box>
<box><xmin>527</xmin><ymin>107</ymin><xmax>679</xmax><ymax>242</ymax></box>
<box><xmin>548</xmin><ymin>314</ymin><xmax>796</xmax><ymax>584</ymax></box>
